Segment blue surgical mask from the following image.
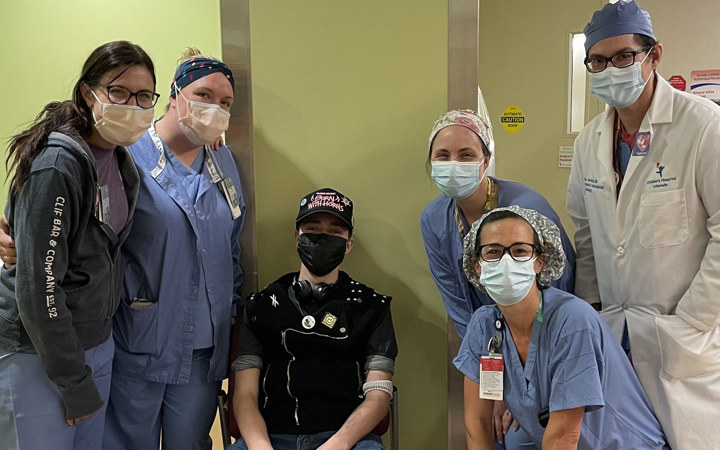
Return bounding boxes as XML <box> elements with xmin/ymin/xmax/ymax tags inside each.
<box><xmin>589</xmin><ymin>51</ymin><xmax>653</xmax><ymax>109</ymax></box>
<box><xmin>479</xmin><ymin>254</ymin><xmax>537</xmax><ymax>306</ymax></box>
<box><xmin>431</xmin><ymin>161</ymin><xmax>484</xmax><ymax>199</ymax></box>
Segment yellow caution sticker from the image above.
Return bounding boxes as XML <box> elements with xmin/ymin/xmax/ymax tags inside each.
<box><xmin>500</xmin><ymin>106</ymin><xmax>525</xmax><ymax>134</ymax></box>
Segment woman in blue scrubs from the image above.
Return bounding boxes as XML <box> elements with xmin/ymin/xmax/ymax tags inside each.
<box><xmin>454</xmin><ymin>206</ymin><xmax>667</xmax><ymax>449</ymax></box>
<box><xmin>421</xmin><ymin>109</ymin><xmax>575</xmax><ymax>448</ymax></box>
<box><xmin>421</xmin><ymin>109</ymin><xmax>575</xmax><ymax>339</ymax></box>
<box><xmin>103</xmin><ymin>49</ymin><xmax>245</xmax><ymax>450</ymax></box>
<box><xmin>0</xmin><ymin>48</ymin><xmax>244</xmax><ymax>450</ymax></box>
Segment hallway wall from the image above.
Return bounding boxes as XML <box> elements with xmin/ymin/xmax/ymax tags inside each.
<box><xmin>248</xmin><ymin>2</ymin><xmax>448</xmax><ymax>447</ymax></box>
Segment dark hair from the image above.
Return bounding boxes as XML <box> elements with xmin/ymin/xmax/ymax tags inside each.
<box><xmin>298</xmin><ymin>215</ymin><xmax>353</xmax><ymax>238</ymax></box>
<box><xmin>5</xmin><ymin>40</ymin><xmax>156</xmax><ymax>193</ymax></box>
<box><xmin>475</xmin><ymin>209</ymin><xmax>546</xmax><ymax>288</ymax></box>
<box><xmin>425</xmin><ymin>128</ymin><xmax>491</xmax><ymax>176</ymax></box>
<box><xmin>634</xmin><ymin>34</ymin><xmax>658</xmax><ymax>48</ymax></box>
<box><xmin>474</xmin><ymin>210</ymin><xmax>542</xmax><ymax>256</ymax></box>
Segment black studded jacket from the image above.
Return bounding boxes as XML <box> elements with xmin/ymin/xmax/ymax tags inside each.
<box><xmin>234</xmin><ymin>271</ymin><xmax>397</xmax><ymax>434</ymax></box>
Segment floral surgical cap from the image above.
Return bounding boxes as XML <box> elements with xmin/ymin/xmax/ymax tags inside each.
<box><xmin>428</xmin><ymin>109</ymin><xmax>492</xmax><ymax>154</ymax></box>
<box><xmin>462</xmin><ymin>205</ymin><xmax>566</xmax><ymax>292</ymax></box>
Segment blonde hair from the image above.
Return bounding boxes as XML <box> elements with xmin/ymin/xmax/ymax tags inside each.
<box><xmin>177</xmin><ymin>47</ymin><xmax>221</xmax><ymax>64</ymax></box>
<box><xmin>165</xmin><ymin>48</ymin><xmax>224</xmax><ymax>110</ymax></box>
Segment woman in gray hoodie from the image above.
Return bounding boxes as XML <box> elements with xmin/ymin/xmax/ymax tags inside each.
<box><xmin>0</xmin><ymin>41</ymin><xmax>157</xmax><ymax>450</ymax></box>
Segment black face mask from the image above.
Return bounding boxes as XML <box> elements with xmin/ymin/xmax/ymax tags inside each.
<box><xmin>297</xmin><ymin>233</ymin><xmax>347</xmax><ymax>277</ymax></box>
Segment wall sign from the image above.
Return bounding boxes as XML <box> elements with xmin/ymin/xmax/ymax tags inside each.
<box><xmin>500</xmin><ymin>106</ymin><xmax>525</xmax><ymax>134</ymax></box>
<box><xmin>691</xmin><ymin>69</ymin><xmax>720</xmax><ymax>101</ymax></box>
<box><xmin>558</xmin><ymin>146</ymin><xmax>573</xmax><ymax>168</ymax></box>
<box><xmin>668</xmin><ymin>75</ymin><xmax>686</xmax><ymax>91</ymax></box>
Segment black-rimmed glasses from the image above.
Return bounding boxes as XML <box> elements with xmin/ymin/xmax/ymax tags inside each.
<box><xmin>584</xmin><ymin>46</ymin><xmax>653</xmax><ymax>73</ymax></box>
<box><xmin>100</xmin><ymin>85</ymin><xmax>160</xmax><ymax>109</ymax></box>
<box><xmin>478</xmin><ymin>243</ymin><xmax>537</xmax><ymax>263</ymax></box>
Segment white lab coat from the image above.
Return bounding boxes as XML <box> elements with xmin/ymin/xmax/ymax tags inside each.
<box><xmin>567</xmin><ymin>75</ymin><xmax>720</xmax><ymax>450</ymax></box>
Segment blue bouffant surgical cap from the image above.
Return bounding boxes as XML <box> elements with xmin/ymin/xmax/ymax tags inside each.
<box><xmin>584</xmin><ymin>0</ymin><xmax>655</xmax><ymax>53</ymax></box>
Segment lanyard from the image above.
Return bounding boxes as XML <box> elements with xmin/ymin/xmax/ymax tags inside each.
<box><xmin>147</xmin><ymin>120</ymin><xmax>223</xmax><ymax>183</ymax></box>
<box><xmin>612</xmin><ymin>113</ymin><xmax>624</xmax><ymax>197</ymax></box>
<box><xmin>455</xmin><ymin>178</ymin><xmax>497</xmax><ymax>237</ymax></box>
<box><xmin>489</xmin><ymin>291</ymin><xmax>544</xmax><ymax>353</ymax></box>
<box><xmin>204</xmin><ymin>144</ymin><xmax>225</xmax><ymax>183</ymax></box>
<box><xmin>148</xmin><ymin>120</ymin><xmax>168</xmax><ymax>179</ymax></box>
<box><xmin>148</xmin><ymin>121</ymin><xmax>241</xmax><ymax>219</ymax></box>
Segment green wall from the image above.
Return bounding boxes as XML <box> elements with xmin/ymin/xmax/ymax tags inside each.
<box><xmin>0</xmin><ymin>0</ymin><xmax>222</xmax><ymax>208</ymax></box>
<box><xmin>249</xmin><ymin>2</ymin><xmax>448</xmax><ymax>447</ymax></box>
<box><xmin>477</xmin><ymin>0</ymin><xmax>600</xmax><ymax>236</ymax></box>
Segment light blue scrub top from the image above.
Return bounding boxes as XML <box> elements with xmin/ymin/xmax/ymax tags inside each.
<box><xmin>172</xmin><ymin>149</ymin><xmax>213</xmax><ymax>348</ymax></box>
<box><xmin>112</xmin><ymin>131</ymin><xmax>245</xmax><ymax>384</ymax></box>
<box><xmin>421</xmin><ymin>177</ymin><xmax>576</xmax><ymax>338</ymax></box>
<box><xmin>454</xmin><ymin>287</ymin><xmax>667</xmax><ymax>450</ymax></box>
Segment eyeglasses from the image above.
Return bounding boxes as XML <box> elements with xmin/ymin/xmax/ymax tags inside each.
<box><xmin>100</xmin><ymin>85</ymin><xmax>160</xmax><ymax>109</ymax></box>
<box><xmin>584</xmin><ymin>46</ymin><xmax>653</xmax><ymax>73</ymax></box>
<box><xmin>478</xmin><ymin>243</ymin><xmax>538</xmax><ymax>262</ymax></box>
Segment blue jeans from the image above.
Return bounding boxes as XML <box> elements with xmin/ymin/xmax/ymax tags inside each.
<box><xmin>228</xmin><ymin>431</ymin><xmax>384</xmax><ymax>450</ymax></box>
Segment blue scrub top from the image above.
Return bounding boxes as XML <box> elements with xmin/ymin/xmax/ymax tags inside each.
<box><xmin>112</xmin><ymin>131</ymin><xmax>245</xmax><ymax>384</ymax></box>
<box><xmin>421</xmin><ymin>177</ymin><xmax>576</xmax><ymax>338</ymax></box>
<box><xmin>454</xmin><ymin>287</ymin><xmax>666</xmax><ymax>450</ymax></box>
<box><xmin>171</xmin><ymin>150</ymin><xmax>214</xmax><ymax>348</ymax></box>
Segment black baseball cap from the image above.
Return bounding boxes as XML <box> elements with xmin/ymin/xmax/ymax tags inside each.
<box><xmin>295</xmin><ymin>188</ymin><xmax>354</xmax><ymax>232</ymax></box>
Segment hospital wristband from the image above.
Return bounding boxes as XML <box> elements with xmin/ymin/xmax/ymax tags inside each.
<box><xmin>362</xmin><ymin>380</ymin><xmax>393</xmax><ymax>398</ymax></box>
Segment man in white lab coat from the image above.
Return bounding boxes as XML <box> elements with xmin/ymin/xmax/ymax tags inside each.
<box><xmin>566</xmin><ymin>1</ymin><xmax>720</xmax><ymax>449</ymax></box>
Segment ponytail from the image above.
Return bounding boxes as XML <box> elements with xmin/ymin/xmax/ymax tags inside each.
<box><xmin>6</xmin><ymin>101</ymin><xmax>92</xmax><ymax>194</ymax></box>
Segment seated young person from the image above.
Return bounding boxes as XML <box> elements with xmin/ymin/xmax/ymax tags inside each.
<box><xmin>229</xmin><ymin>188</ymin><xmax>398</xmax><ymax>450</ymax></box>
<box><xmin>455</xmin><ymin>206</ymin><xmax>667</xmax><ymax>450</ymax></box>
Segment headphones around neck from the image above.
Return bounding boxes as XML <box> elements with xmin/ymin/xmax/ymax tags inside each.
<box><xmin>292</xmin><ymin>278</ymin><xmax>334</xmax><ymax>305</ymax></box>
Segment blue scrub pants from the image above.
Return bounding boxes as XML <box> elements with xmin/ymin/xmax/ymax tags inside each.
<box><xmin>0</xmin><ymin>336</ymin><xmax>114</xmax><ymax>450</ymax></box>
<box><xmin>103</xmin><ymin>347</ymin><xmax>221</xmax><ymax>450</ymax></box>
<box><xmin>228</xmin><ymin>431</ymin><xmax>384</xmax><ymax>450</ymax></box>
<box><xmin>497</xmin><ymin>426</ymin><xmax>539</xmax><ymax>449</ymax></box>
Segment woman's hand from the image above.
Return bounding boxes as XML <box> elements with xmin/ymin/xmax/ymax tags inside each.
<box><xmin>210</xmin><ymin>136</ymin><xmax>225</xmax><ymax>151</ymax></box>
<box><xmin>0</xmin><ymin>215</ymin><xmax>17</xmax><ymax>268</ymax></box>
<box><xmin>492</xmin><ymin>400</ymin><xmax>519</xmax><ymax>444</ymax></box>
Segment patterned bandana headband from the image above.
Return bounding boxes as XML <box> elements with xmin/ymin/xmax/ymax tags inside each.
<box><xmin>428</xmin><ymin>109</ymin><xmax>492</xmax><ymax>153</ymax></box>
<box><xmin>170</xmin><ymin>57</ymin><xmax>235</xmax><ymax>97</ymax></box>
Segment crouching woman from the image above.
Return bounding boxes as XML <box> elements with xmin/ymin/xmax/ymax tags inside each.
<box><xmin>454</xmin><ymin>206</ymin><xmax>667</xmax><ymax>450</ymax></box>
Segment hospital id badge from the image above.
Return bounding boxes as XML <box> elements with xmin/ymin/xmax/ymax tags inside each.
<box><xmin>95</xmin><ymin>185</ymin><xmax>111</xmax><ymax>224</ymax></box>
<box><xmin>219</xmin><ymin>177</ymin><xmax>242</xmax><ymax>219</ymax></box>
<box><xmin>479</xmin><ymin>353</ymin><xmax>503</xmax><ymax>400</ymax></box>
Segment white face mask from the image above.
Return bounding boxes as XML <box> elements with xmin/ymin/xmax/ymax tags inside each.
<box><xmin>589</xmin><ymin>51</ymin><xmax>653</xmax><ymax>109</ymax></box>
<box><xmin>176</xmin><ymin>85</ymin><xmax>231</xmax><ymax>145</ymax></box>
<box><xmin>91</xmin><ymin>91</ymin><xmax>154</xmax><ymax>147</ymax></box>
<box><xmin>431</xmin><ymin>161</ymin><xmax>485</xmax><ymax>199</ymax></box>
<box><xmin>479</xmin><ymin>254</ymin><xmax>537</xmax><ymax>306</ymax></box>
